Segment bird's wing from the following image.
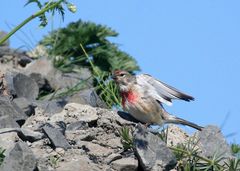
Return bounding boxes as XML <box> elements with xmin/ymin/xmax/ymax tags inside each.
<box><xmin>136</xmin><ymin>74</ymin><xmax>194</xmax><ymax>106</ymax></box>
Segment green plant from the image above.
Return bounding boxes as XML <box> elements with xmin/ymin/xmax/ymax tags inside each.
<box><xmin>49</xmin><ymin>155</ymin><xmax>60</xmax><ymax>169</ymax></box>
<box><xmin>231</xmin><ymin>143</ymin><xmax>240</xmax><ymax>158</ymax></box>
<box><xmin>40</xmin><ymin>20</ymin><xmax>139</xmax><ymax>74</ymax></box>
<box><xmin>0</xmin><ymin>147</ymin><xmax>6</xmax><ymax>166</ymax></box>
<box><xmin>39</xmin><ymin>21</ymin><xmax>140</xmax><ymax>107</ymax></box>
<box><xmin>0</xmin><ymin>0</ymin><xmax>76</xmax><ymax>45</ymax></box>
<box><xmin>224</xmin><ymin>157</ymin><xmax>240</xmax><ymax>171</ymax></box>
<box><xmin>120</xmin><ymin>127</ymin><xmax>134</xmax><ymax>151</ymax></box>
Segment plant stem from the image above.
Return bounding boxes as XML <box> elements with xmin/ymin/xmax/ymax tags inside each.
<box><xmin>0</xmin><ymin>0</ymin><xmax>63</xmax><ymax>45</ymax></box>
<box><xmin>80</xmin><ymin>44</ymin><xmax>121</xmax><ymax>106</ymax></box>
<box><xmin>169</xmin><ymin>146</ymin><xmax>223</xmax><ymax>168</ymax></box>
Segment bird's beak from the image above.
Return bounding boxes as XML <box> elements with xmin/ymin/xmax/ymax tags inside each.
<box><xmin>111</xmin><ymin>75</ymin><xmax>116</xmax><ymax>80</ymax></box>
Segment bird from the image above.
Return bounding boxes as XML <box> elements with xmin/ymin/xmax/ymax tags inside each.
<box><xmin>112</xmin><ymin>70</ymin><xmax>203</xmax><ymax>130</ymax></box>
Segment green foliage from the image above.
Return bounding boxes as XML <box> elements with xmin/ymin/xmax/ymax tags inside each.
<box><xmin>225</xmin><ymin>158</ymin><xmax>240</xmax><ymax>171</ymax></box>
<box><xmin>0</xmin><ymin>147</ymin><xmax>5</xmax><ymax>166</ymax></box>
<box><xmin>25</xmin><ymin>0</ymin><xmax>77</xmax><ymax>27</ymax></box>
<box><xmin>49</xmin><ymin>155</ymin><xmax>60</xmax><ymax>169</ymax></box>
<box><xmin>40</xmin><ymin>19</ymin><xmax>140</xmax><ymax>73</ymax></box>
<box><xmin>120</xmin><ymin>127</ymin><xmax>134</xmax><ymax>151</ymax></box>
<box><xmin>0</xmin><ymin>0</ymin><xmax>77</xmax><ymax>45</ymax></box>
<box><xmin>157</xmin><ymin>126</ymin><xmax>168</xmax><ymax>144</ymax></box>
<box><xmin>40</xmin><ymin>20</ymin><xmax>140</xmax><ymax>107</ymax></box>
<box><xmin>231</xmin><ymin>143</ymin><xmax>240</xmax><ymax>158</ymax></box>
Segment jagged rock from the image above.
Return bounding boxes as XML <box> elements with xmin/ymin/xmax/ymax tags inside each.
<box><xmin>0</xmin><ymin>142</ymin><xmax>37</xmax><ymax>171</ymax></box>
<box><xmin>13</xmin><ymin>97</ymin><xmax>36</xmax><ymax>116</ymax></box>
<box><xmin>17</xmin><ymin>55</ymin><xmax>32</xmax><ymax>67</ymax></box>
<box><xmin>68</xmin><ymin>88</ymin><xmax>107</xmax><ymax>108</ymax></box>
<box><xmin>4</xmin><ymin>71</ymin><xmax>17</xmax><ymax>97</ymax></box>
<box><xmin>66</xmin><ymin>121</ymin><xmax>88</xmax><ymax>131</ymax></box>
<box><xmin>79</xmin><ymin>141</ymin><xmax>114</xmax><ymax>163</ymax></box>
<box><xmin>0</xmin><ymin>115</ymin><xmax>19</xmax><ymax>129</ymax></box>
<box><xmin>166</xmin><ymin>124</ymin><xmax>189</xmax><ymax>147</ymax></box>
<box><xmin>0</xmin><ymin>128</ymin><xmax>44</xmax><ymax>143</ymax></box>
<box><xmin>196</xmin><ymin>125</ymin><xmax>232</xmax><ymax>159</ymax></box>
<box><xmin>24</xmin><ymin>57</ymin><xmax>93</xmax><ymax>90</ymax></box>
<box><xmin>0</xmin><ymin>96</ymin><xmax>27</xmax><ymax>128</ymax></box>
<box><xmin>0</xmin><ymin>132</ymin><xmax>18</xmax><ymax>156</ymax></box>
<box><xmin>50</xmin><ymin>103</ymin><xmax>99</xmax><ymax>124</ymax></box>
<box><xmin>13</xmin><ymin>73</ymin><xmax>39</xmax><ymax>100</ymax></box>
<box><xmin>111</xmin><ymin>157</ymin><xmax>138</xmax><ymax>171</ymax></box>
<box><xmin>29</xmin><ymin>72</ymin><xmax>53</xmax><ymax>93</ymax></box>
<box><xmin>133</xmin><ymin>124</ymin><xmax>177</xmax><ymax>171</ymax></box>
<box><xmin>34</xmin><ymin>99</ymin><xmax>67</xmax><ymax>116</ymax></box>
<box><xmin>42</xmin><ymin>124</ymin><xmax>71</xmax><ymax>150</ymax></box>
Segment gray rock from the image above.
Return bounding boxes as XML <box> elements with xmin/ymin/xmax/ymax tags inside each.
<box><xmin>111</xmin><ymin>157</ymin><xmax>138</xmax><ymax>171</ymax></box>
<box><xmin>66</xmin><ymin>121</ymin><xmax>88</xmax><ymax>131</ymax></box>
<box><xmin>68</xmin><ymin>88</ymin><xmax>107</xmax><ymax>108</ymax></box>
<box><xmin>34</xmin><ymin>99</ymin><xmax>67</xmax><ymax>116</ymax></box>
<box><xmin>50</xmin><ymin>103</ymin><xmax>99</xmax><ymax>125</ymax></box>
<box><xmin>0</xmin><ymin>142</ymin><xmax>37</xmax><ymax>171</ymax></box>
<box><xmin>13</xmin><ymin>73</ymin><xmax>39</xmax><ymax>100</ymax></box>
<box><xmin>29</xmin><ymin>73</ymin><xmax>53</xmax><ymax>93</ymax></box>
<box><xmin>24</xmin><ymin>57</ymin><xmax>93</xmax><ymax>90</ymax></box>
<box><xmin>4</xmin><ymin>71</ymin><xmax>17</xmax><ymax>97</ymax></box>
<box><xmin>0</xmin><ymin>132</ymin><xmax>18</xmax><ymax>156</ymax></box>
<box><xmin>196</xmin><ymin>125</ymin><xmax>232</xmax><ymax>159</ymax></box>
<box><xmin>0</xmin><ymin>115</ymin><xmax>19</xmax><ymax>128</ymax></box>
<box><xmin>0</xmin><ymin>128</ymin><xmax>44</xmax><ymax>142</ymax></box>
<box><xmin>133</xmin><ymin>124</ymin><xmax>176</xmax><ymax>171</ymax></box>
<box><xmin>79</xmin><ymin>141</ymin><xmax>114</xmax><ymax>161</ymax></box>
<box><xmin>42</xmin><ymin>124</ymin><xmax>71</xmax><ymax>150</ymax></box>
<box><xmin>0</xmin><ymin>96</ymin><xmax>27</xmax><ymax>128</ymax></box>
<box><xmin>56</xmin><ymin>155</ymin><xmax>100</xmax><ymax>171</ymax></box>
<box><xmin>13</xmin><ymin>97</ymin><xmax>36</xmax><ymax>116</ymax></box>
<box><xmin>17</xmin><ymin>55</ymin><xmax>32</xmax><ymax>67</ymax></box>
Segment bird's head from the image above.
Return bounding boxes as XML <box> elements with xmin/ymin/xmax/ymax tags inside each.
<box><xmin>112</xmin><ymin>70</ymin><xmax>136</xmax><ymax>92</ymax></box>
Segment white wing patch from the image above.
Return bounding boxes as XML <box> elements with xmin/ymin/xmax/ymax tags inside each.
<box><xmin>136</xmin><ymin>74</ymin><xmax>194</xmax><ymax>106</ymax></box>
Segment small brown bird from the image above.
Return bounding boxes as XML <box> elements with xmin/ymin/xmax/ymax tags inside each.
<box><xmin>112</xmin><ymin>70</ymin><xmax>203</xmax><ymax>130</ymax></box>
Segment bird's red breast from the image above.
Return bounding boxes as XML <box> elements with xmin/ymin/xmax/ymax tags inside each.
<box><xmin>121</xmin><ymin>90</ymin><xmax>138</xmax><ymax>107</ymax></box>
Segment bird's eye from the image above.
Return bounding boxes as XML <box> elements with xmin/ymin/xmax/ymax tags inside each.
<box><xmin>120</xmin><ymin>73</ymin><xmax>125</xmax><ymax>77</ymax></box>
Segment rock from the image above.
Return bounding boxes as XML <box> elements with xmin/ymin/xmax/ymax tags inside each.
<box><xmin>17</xmin><ymin>55</ymin><xmax>32</xmax><ymax>67</ymax></box>
<box><xmin>4</xmin><ymin>71</ymin><xmax>17</xmax><ymax>98</ymax></box>
<box><xmin>13</xmin><ymin>73</ymin><xmax>39</xmax><ymax>100</ymax></box>
<box><xmin>42</xmin><ymin>124</ymin><xmax>71</xmax><ymax>150</ymax></box>
<box><xmin>105</xmin><ymin>153</ymin><xmax>123</xmax><ymax>164</ymax></box>
<box><xmin>29</xmin><ymin>73</ymin><xmax>53</xmax><ymax>93</ymax></box>
<box><xmin>133</xmin><ymin>124</ymin><xmax>176</xmax><ymax>171</ymax></box>
<box><xmin>13</xmin><ymin>97</ymin><xmax>36</xmax><ymax>116</ymax></box>
<box><xmin>79</xmin><ymin>141</ymin><xmax>114</xmax><ymax>163</ymax></box>
<box><xmin>166</xmin><ymin>124</ymin><xmax>189</xmax><ymax>147</ymax></box>
<box><xmin>0</xmin><ymin>142</ymin><xmax>37</xmax><ymax>171</ymax></box>
<box><xmin>0</xmin><ymin>96</ymin><xmax>27</xmax><ymax>128</ymax></box>
<box><xmin>50</xmin><ymin>103</ymin><xmax>99</xmax><ymax>124</ymax></box>
<box><xmin>68</xmin><ymin>88</ymin><xmax>107</xmax><ymax>108</ymax></box>
<box><xmin>24</xmin><ymin>57</ymin><xmax>93</xmax><ymax>90</ymax></box>
<box><xmin>196</xmin><ymin>125</ymin><xmax>232</xmax><ymax>159</ymax></box>
<box><xmin>0</xmin><ymin>115</ymin><xmax>19</xmax><ymax>128</ymax></box>
<box><xmin>111</xmin><ymin>157</ymin><xmax>138</xmax><ymax>171</ymax></box>
<box><xmin>66</xmin><ymin>121</ymin><xmax>88</xmax><ymax>131</ymax></box>
<box><xmin>0</xmin><ymin>128</ymin><xmax>44</xmax><ymax>143</ymax></box>
<box><xmin>0</xmin><ymin>132</ymin><xmax>18</xmax><ymax>156</ymax></box>
<box><xmin>55</xmin><ymin>154</ymin><xmax>100</xmax><ymax>171</ymax></box>
<box><xmin>34</xmin><ymin>99</ymin><xmax>67</xmax><ymax>116</ymax></box>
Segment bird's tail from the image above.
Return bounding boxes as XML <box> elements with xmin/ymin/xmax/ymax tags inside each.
<box><xmin>164</xmin><ymin>114</ymin><xmax>203</xmax><ymax>131</ymax></box>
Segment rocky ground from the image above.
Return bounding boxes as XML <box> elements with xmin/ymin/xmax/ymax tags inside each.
<box><xmin>0</xmin><ymin>31</ymin><xmax>233</xmax><ymax>171</ymax></box>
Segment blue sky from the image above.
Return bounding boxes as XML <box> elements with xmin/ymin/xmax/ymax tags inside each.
<box><xmin>1</xmin><ymin>0</ymin><xmax>240</xmax><ymax>143</ymax></box>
